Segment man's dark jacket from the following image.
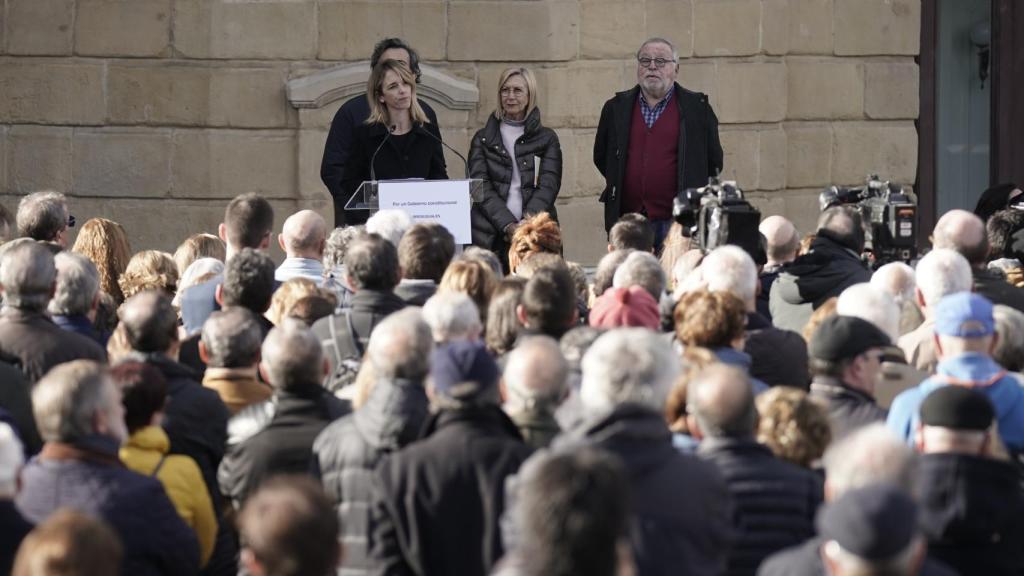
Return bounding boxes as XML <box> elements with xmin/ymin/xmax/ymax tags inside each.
<box><xmin>219</xmin><ymin>383</ymin><xmax>349</xmax><ymax>509</ymax></box>
<box><xmin>0</xmin><ymin>353</ymin><xmax>42</xmax><ymax>455</ymax></box>
<box><xmin>809</xmin><ymin>376</ymin><xmax>887</xmax><ymax>440</ymax></box>
<box><xmin>757</xmin><ymin>535</ymin><xmax>959</xmax><ymax>576</ymax></box>
<box><xmin>919</xmin><ymin>453</ymin><xmax>1024</xmax><ymax>576</ymax></box>
<box><xmin>16</xmin><ymin>438</ymin><xmax>200</xmax><ymax>576</ymax></box>
<box><xmin>312</xmin><ymin>289</ymin><xmax>407</xmax><ymax>374</ymax></box>
<box><xmin>313</xmin><ymin>378</ymin><xmax>429</xmax><ymax>576</ymax></box>
<box><xmin>593</xmin><ymin>83</ymin><xmax>724</xmax><ymax>232</ymax></box>
<box><xmin>468</xmin><ymin>107</ymin><xmax>562</xmax><ymax>249</ymax></box>
<box><xmin>393</xmin><ymin>280</ymin><xmax>437</xmax><ymax>307</ymax></box>
<box><xmin>180</xmin><ymin>275</ymin><xmax>222</xmax><ymax>335</ymax></box>
<box><xmin>0</xmin><ymin>308</ymin><xmax>106</xmax><ymax>383</ymax></box>
<box><xmin>321</xmin><ymin>95</ymin><xmax>439</xmax><ymax>226</ymax></box>
<box><xmin>698</xmin><ymin>437</ymin><xmax>822</xmax><ymax>576</ymax></box>
<box><xmin>770</xmin><ymin>234</ymin><xmax>872</xmax><ymax>333</ymax></box>
<box><xmin>370</xmin><ymin>405</ymin><xmax>530</xmax><ymax>576</ymax></box>
<box><xmin>0</xmin><ymin>499</ymin><xmax>32</xmax><ymax>575</ymax></box>
<box><xmin>554</xmin><ymin>403</ymin><xmax>734</xmax><ymax>576</ymax></box>
<box><xmin>973</xmin><ymin>267</ymin><xmax>1024</xmax><ymax>313</ymax></box>
<box><xmin>745</xmin><ymin>312</ymin><xmax>810</xmax><ymax>389</ymax></box>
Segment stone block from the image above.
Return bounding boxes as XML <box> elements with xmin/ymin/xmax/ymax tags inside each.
<box><xmin>6</xmin><ymin>0</ymin><xmax>74</xmax><ymax>55</ymax></box>
<box><xmin>646</xmin><ymin>1</ymin><xmax>694</xmax><ymax>58</ymax></box>
<box><xmin>693</xmin><ymin>0</ymin><xmax>760</xmax><ymax>57</ymax></box>
<box><xmin>298</xmin><ymin>130</ymin><xmax>329</xmax><ymax>200</ymax></box>
<box><xmin>448</xmin><ymin>2</ymin><xmax>579</xmax><ymax>62</ymax></box>
<box><xmin>554</xmin><ymin>128</ymin><xmax>602</xmax><ymax>199</ymax></box>
<box><xmin>677</xmin><ymin>62</ymin><xmax>717</xmax><ymax>105</ymax></box>
<box><xmin>170</xmin><ymin>130</ymin><xmax>297</xmax><ymax>200</ymax></box>
<box><xmin>0</xmin><ymin>129</ymin><xmax>6</xmax><ymax>192</ymax></box>
<box><xmin>762</xmin><ymin>0</ymin><xmax>833</xmax><ymax>55</ymax></box>
<box><xmin>72</xmin><ymin>129</ymin><xmax>173</xmax><ymax>198</ymax></box>
<box><xmin>785</xmin><ymin>123</ymin><xmax>832</xmax><ymax>188</ymax></box>
<box><xmin>175</xmin><ymin>1</ymin><xmax>317</xmax><ymax>59</ymax></box>
<box><xmin>107</xmin><ymin>65</ymin><xmax>211</xmax><ymax>126</ymax></box>
<box><xmin>75</xmin><ymin>0</ymin><xmax>171</xmax><ymax>57</ymax></box>
<box><xmin>716</xmin><ymin>62</ymin><xmax>787</xmax><ymax>124</ymax></box>
<box><xmin>759</xmin><ymin>128</ymin><xmax>787</xmax><ymax>191</ymax></box>
<box><xmin>835</xmin><ymin>0</ymin><xmax>920</xmax><ymax>56</ymax></box>
<box><xmin>557</xmin><ymin>198</ymin><xmax>607</xmax><ymax>266</ymax></box>
<box><xmin>581</xmin><ymin>2</ymin><xmax>646</xmax><ymax>59</ymax></box>
<box><xmin>831</xmin><ymin>122</ymin><xmax>918</xmax><ymax>186</ymax></box>
<box><xmin>719</xmin><ymin>129</ymin><xmax>760</xmax><ymax>190</ymax></box>
<box><xmin>781</xmin><ymin>188</ymin><xmax>826</xmax><ymax>237</ymax></box>
<box><xmin>318</xmin><ymin>1</ymin><xmax>446</xmax><ymax>61</ymax></box>
<box><xmin>0</xmin><ymin>63</ymin><xmax>105</xmax><ymax>125</ymax></box>
<box><xmin>298</xmin><ymin>101</ymin><xmax>344</xmax><ymax>131</ymax></box>
<box><xmin>6</xmin><ymin>126</ymin><xmax>73</xmax><ymax>194</ymax></box>
<box><xmin>787</xmin><ymin>58</ymin><xmax>863</xmax><ymax>120</ymax></box>
<box><xmin>210</xmin><ymin>67</ymin><xmax>295</xmax><ymax>128</ymax></box>
<box><xmin>745</xmin><ymin>192</ymin><xmax>787</xmax><ymax>221</ymax></box>
<box><xmin>864</xmin><ymin>61</ymin><xmax>919</xmax><ymax>120</ymax></box>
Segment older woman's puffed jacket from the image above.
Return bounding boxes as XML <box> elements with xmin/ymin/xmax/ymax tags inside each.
<box><xmin>468</xmin><ymin>107</ymin><xmax>562</xmax><ymax>250</ymax></box>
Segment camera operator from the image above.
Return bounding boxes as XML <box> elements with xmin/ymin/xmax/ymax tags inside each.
<box><xmin>770</xmin><ymin>206</ymin><xmax>872</xmax><ymax>335</ymax></box>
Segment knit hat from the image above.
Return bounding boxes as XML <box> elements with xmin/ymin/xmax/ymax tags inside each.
<box><xmin>809</xmin><ymin>315</ymin><xmax>891</xmax><ymax>362</ymax></box>
<box><xmin>429</xmin><ymin>340</ymin><xmax>500</xmax><ymax>400</ymax></box>
<box><xmin>920</xmin><ymin>385</ymin><xmax>995</xmax><ymax>431</ymax></box>
<box><xmin>933</xmin><ymin>292</ymin><xmax>995</xmax><ymax>338</ymax></box>
<box><xmin>589</xmin><ymin>286</ymin><xmax>661</xmax><ymax>330</ymax></box>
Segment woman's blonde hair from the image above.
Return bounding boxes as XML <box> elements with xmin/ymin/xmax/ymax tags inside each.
<box><xmin>494</xmin><ymin>67</ymin><xmax>538</xmax><ymax>120</ymax></box>
<box><xmin>440</xmin><ymin>259</ymin><xmax>497</xmax><ymax>324</ymax></box>
<box><xmin>266</xmin><ymin>278</ymin><xmax>335</xmax><ymax>326</ymax></box>
<box><xmin>508</xmin><ymin>212</ymin><xmax>562</xmax><ymax>273</ymax></box>
<box><xmin>118</xmin><ymin>250</ymin><xmax>178</xmax><ymax>301</ymax></box>
<box><xmin>756</xmin><ymin>387</ymin><xmax>832</xmax><ymax>468</ymax></box>
<box><xmin>173</xmin><ymin>233</ymin><xmax>225</xmax><ymax>276</ymax></box>
<box><xmin>366</xmin><ymin>59</ymin><xmax>429</xmax><ymax>126</ymax></box>
<box><xmin>71</xmin><ymin>217</ymin><xmax>131</xmax><ymax>304</ymax></box>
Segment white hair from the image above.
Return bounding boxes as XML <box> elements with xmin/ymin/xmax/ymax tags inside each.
<box><xmin>0</xmin><ymin>422</ymin><xmax>24</xmax><ymax>499</ymax></box>
<box><xmin>174</xmin><ymin>257</ymin><xmax>225</xmax><ymax>311</ymax></box>
<box><xmin>836</xmin><ymin>283</ymin><xmax>900</xmax><ymax>342</ymax></box>
<box><xmin>580</xmin><ymin>328</ymin><xmax>680</xmax><ymax>414</ymax></box>
<box><xmin>421</xmin><ymin>291</ymin><xmax>482</xmax><ymax>343</ymax></box>
<box><xmin>871</xmin><ymin>262</ymin><xmax>916</xmax><ymax>305</ymax></box>
<box><xmin>822</xmin><ymin>423</ymin><xmax>918</xmax><ymax>498</ymax></box>
<box><xmin>367</xmin><ymin>308</ymin><xmax>433</xmax><ymax>381</ymax></box>
<box><xmin>366</xmin><ymin>209</ymin><xmax>413</xmax><ymax>249</ymax></box>
<box><xmin>612</xmin><ymin>251</ymin><xmax>666</xmax><ymax>300</ymax></box>
<box><xmin>914</xmin><ymin>248</ymin><xmax>972</xmax><ymax>308</ymax></box>
<box><xmin>701</xmin><ymin>245</ymin><xmax>758</xmax><ymax>307</ymax></box>
<box><xmin>48</xmin><ymin>251</ymin><xmax>100</xmax><ymax>317</ymax></box>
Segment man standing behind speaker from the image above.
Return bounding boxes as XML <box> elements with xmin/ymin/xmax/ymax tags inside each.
<box><xmin>321</xmin><ymin>38</ymin><xmax>442</xmax><ymax>226</ymax></box>
<box><xmin>594</xmin><ymin>37</ymin><xmax>723</xmax><ymax>253</ymax></box>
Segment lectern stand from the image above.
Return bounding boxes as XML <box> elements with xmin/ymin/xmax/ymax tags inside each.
<box><xmin>344</xmin><ymin>179</ymin><xmax>484</xmax><ymax>245</ymax></box>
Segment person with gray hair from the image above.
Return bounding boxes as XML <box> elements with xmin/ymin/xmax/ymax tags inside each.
<box><xmin>322</xmin><ymin>225</ymin><xmax>363</xmax><ymax>309</ymax></box>
<box><xmin>934</xmin><ymin>208</ymin><xmax>1024</xmax><ymax>312</ymax></box>
<box><xmin>0</xmin><ymin>242</ymin><xmax>105</xmax><ymax>383</ymax></box>
<box><xmin>612</xmin><ymin>250</ymin><xmax>666</xmax><ymax>301</ymax></box>
<box><xmin>502</xmin><ymin>336</ymin><xmax>568</xmax><ymax>450</ymax></box>
<box><xmin>15</xmin><ymin>360</ymin><xmax>201</xmax><ymax>575</ymax></box>
<box><xmin>16</xmin><ymin>191</ymin><xmax>69</xmax><ymax>246</ymax></box>
<box><xmin>871</xmin><ymin>261</ymin><xmax>924</xmax><ymax>337</ymax></box>
<box><xmin>200</xmin><ymin>307</ymin><xmax>271</xmax><ymax>415</ymax></box>
<box><xmin>899</xmin><ymin>249</ymin><xmax>973</xmax><ymax>373</ymax></box>
<box><xmin>48</xmin><ymin>251</ymin><xmax>106</xmax><ymax>346</ymax></box>
<box><xmin>687</xmin><ymin>365</ymin><xmax>821</xmax><ymax>576</ymax></box>
<box><xmin>567</xmin><ymin>328</ymin><xmax>733</xmax><ymax>575</ymax></box>
<box><xmin>0</xmin><ymin>422</ymin><xmax>31</xmax><ymax>574</ymax></box>
<box><xmin>219</xmin><ymin>320</ymin><xmax>349</xmax><ymax>510</ymax></box>
<box><xmin>313</xmin><ymin>308</ymin><xmax>432</xmax><ymax>575</ymax></box>
<box><xmin>275</xmin><ymin>209</ymin><xmax>328</xmax><ymax>284</ymax></box>
<box><xmin>422</xmin><ymin>291</ymin><xmax>482</xmax><ymax>343</ymax></box>
<box><xmin>992</xmin><ymin>304</ymin><xmax>1024</xmax><ymax>371</ymax></box>
<box><xmin>366</xmin><ymin>209</ymin><xmax>413</xmax><ymax>249</ymax></box>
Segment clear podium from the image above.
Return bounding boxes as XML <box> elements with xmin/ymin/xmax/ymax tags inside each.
<box><xmin>345</xmin><ymin>179</ymin><xmax>484</xmax><ymax>244</ymax></box>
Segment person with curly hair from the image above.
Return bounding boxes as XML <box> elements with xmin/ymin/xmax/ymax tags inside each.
<box><xmin>507</xmin><ymin>212</ymin><xmax>561</xmax><ymax>274</ymax></box>
<box><xmin>71</xmin><ymin>217</ymin><xmax>132</xmax><ymax>304</ymax></box>
<box><xmin>118</xmin><ymin>250</ymin><xmax>178</xmax><ymax>302</ymax></box>
<box><xmin>674</xmin><ymin>290</ymin><xmax>767</xmax><ymax>393</ymax></box>
<box><xmin>755</xmin><ymin>386</ymin><xmax>832</xmax><ymax>469</ymax></box>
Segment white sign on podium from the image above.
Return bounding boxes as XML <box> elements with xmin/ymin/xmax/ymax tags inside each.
<box><xmin>378</xmin><ymin>180</ymin><xmax>473</xmax><ymax>244</ymax></box>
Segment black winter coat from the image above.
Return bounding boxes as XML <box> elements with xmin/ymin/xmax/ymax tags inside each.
<box><xmin>312</xmin><ymin>289</ymin><xmax>407</xmax><ymax>374</ymax></box>
<box><xmin>698</xmin><ymin>437</ymin><xmax>823</xmax><ymax>576</ymax></box>
<box><xmin>313</xmin><ymin>378</ymin><xmax>430</xmax><ymax>576</ymax></box>
<box><xmin>468</xmin><ymin>108</ymin><xmax>562</xmax><ymax>250</ymax></box>
<box><xmin>322</xmin><ymin>95</ymin><xmax>440</xmax><ymax>226</ymax></box>
<box><xmin>919</xmin><ymin>453</ymin><xmax>1024</xmax><ymax>576</ymax></box>
<box><xmin>757</xmin><ymin>536</ymin><xmax>959</xmax><ymax>576</ymax></box>
<box><xmin>0</xmin><ymin>353</ymin><xmax>42</xmax><ymax>455</ymax></box>
<box><xmin>0</xmin><ymin>308</ymin><xmax>106</xmax><ymax>383</ymax></box>
<box><xmin>593</xmin><ymin>83</ymin><xmax>724</xmax><ymax>232</ymax></box>
<box><xmin>745</xmin><ymin>312</ymin><xmax>810</xmax><ymax>389</ymax></box>
<box><xmin>339</xmin><ymin>121</ymin><xmax>448</xmax><ymax>226</ymax></box>
<box><xmin>809</xmin><ymin>376</ymin><xmax>887</xmax><ymax>440</ymax></box>
<box><xmin>370</xmin><ymin>405</ymin><xmax>530</xmax><ymax>576</ymax></box>
<box><xmin>0</xmin><ymin>500</ymin><xmax>32</xmax><ymax>576</ymax></box>
<box><xmin>973</xmin><ymin>267</ymin><xmax>1024</xmax><ymax>313</ymax></box>
<box><xmin>554</xmin><ymin>404</ymin><xmax>734</xmax><ymax>576</ymax></box>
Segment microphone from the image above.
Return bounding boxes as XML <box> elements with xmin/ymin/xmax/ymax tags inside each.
<box><xmin>369</xmin><ymin>125</ymin><xmax>396</xmax><ymax>182</ymax></box>
<box><xmin>418</xmin><ymin>125</ymin><xmax>469</xmax><ymax>179</ymax></box>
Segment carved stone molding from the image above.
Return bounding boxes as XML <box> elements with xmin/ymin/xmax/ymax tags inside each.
<box><xmin>286</xmin><ymin>63</ymin><xmax>479</xmax><ymax>110</ymax></box>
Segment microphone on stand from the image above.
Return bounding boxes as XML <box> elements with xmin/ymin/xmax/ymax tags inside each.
<box><xmin>418</xmin><ymin>125</ymin><xmax>469</xmax><ymax>179</ymax></box>
<box><xmin>370</xmin><ymin>125</ymin><xmax>397</xmax><ymax>182</ymax></box>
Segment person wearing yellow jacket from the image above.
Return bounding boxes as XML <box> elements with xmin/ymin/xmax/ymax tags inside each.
<box><xmin>113</xmin><ymin>361</ymin><xmax>217</xmax><ymax>567</ymax></box>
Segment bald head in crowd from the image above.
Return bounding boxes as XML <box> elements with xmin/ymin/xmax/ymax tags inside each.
<box><xmin>503</xmin><ymin>336</ymin><xmax>569</xmax><ymax>414</ymax></box>
<box><xmin>687</xmin><ymin>364</ymin><xmax>757</xmax><ymax>440</ymax></box>
<box><xmin>759</xmin><ymin>215</ymin><xmax>800</xmax><ymax>268</ymax></box>
<box><xmin>278</xmin><ymin>210</ymin><xmax>327</xmax><ymax>260</ymax></box>
<box><xmin>120</xmin><ymin>290</ymin><xmax>179</xmax><ymax>356</ymax></box>
<box><xmin>933</xmin><ymin>209</ymin><xmax>989</xmax><ymax>267</ymax></box>
<box><xmin>261</xmin><ymin>320</ymin><xmax>328</xmax><ymax>391</ymax></box>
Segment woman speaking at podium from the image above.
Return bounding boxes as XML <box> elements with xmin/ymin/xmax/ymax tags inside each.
<box><xmin>341</xmin><ymin>59</ymin><xmax>448</xmax><ymax>225</ymax></box>
<box><xmin>468</xmin><ymin>67</ymin><xmax>562</xmax><ymax>271</ymax></box>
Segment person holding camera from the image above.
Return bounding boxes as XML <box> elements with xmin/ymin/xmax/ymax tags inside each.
<box><xmin>594</xmin><ymin>37</ymin><xmax>723</xmax><ymax>253</ymax></box>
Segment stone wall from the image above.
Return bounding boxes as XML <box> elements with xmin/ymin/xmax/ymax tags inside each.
<box><xmin>0</xmin><ymin>0</ymin><xmax>920</xmax><ymax>265</ymax></box>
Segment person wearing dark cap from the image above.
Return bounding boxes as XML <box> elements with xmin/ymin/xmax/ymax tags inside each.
<box><xmin>369</xmin><ymin>340</ymin><xmax>530</xmax><ymax>576</ymax></box>
<box><xmin>808</xmin><ymin>315</ymin><xmax>892</xmax><ymax>440</ymax></box>
<box><xmin>888</xmin><ymin>292</ymin><xmax>1024</xmax><ymax>457</ymax></box>
<box><xmin>914</xmin><ymin>386</ymin><xmax>1024</xmax><ymax>576</ymax></box>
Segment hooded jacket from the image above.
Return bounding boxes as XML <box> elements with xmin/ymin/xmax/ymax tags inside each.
<box><xmin>313</xmin><ymin>378</ymin><xmax>430</xmax><ymax>576</ymax></box>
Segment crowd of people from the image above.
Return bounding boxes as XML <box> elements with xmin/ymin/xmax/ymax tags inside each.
<box><xmin>1</xmin><ymin>34</ymin><xmax>1024</xmax><ymax>576</ymax></box>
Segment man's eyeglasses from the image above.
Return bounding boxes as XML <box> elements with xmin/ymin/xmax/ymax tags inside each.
<box><xmin>637</xmin><ymin>57</ymin><xmax>676</xmax><ymax>69</ymax></box>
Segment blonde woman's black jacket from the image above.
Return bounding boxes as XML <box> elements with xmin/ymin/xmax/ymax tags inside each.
<box><xmin>468</xmin><ymin>107</ymin><xmax>562</xmax><ymax>250</ymax></box>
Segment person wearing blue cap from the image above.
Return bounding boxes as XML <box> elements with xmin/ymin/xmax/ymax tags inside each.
<box><xmin>886</xmin><ymin>292</ymin><xmax>1024</xmax><ymax>456</ymax></box>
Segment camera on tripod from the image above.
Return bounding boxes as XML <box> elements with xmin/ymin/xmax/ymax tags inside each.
<box><xmin>672</xmin><ymin>178</ymin><xmax>762</xmax><ymax>255</ymax></box>
<box><xmin>818</xmin><ymin>174</ymin><xmax>918</xmax><ymax>266</ymax></box>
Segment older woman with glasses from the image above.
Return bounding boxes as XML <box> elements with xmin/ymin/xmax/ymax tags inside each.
<box><xmin>469</xmin><ymin>67</ymin><xmax>562</xmax><ymax>272</ymax></box>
